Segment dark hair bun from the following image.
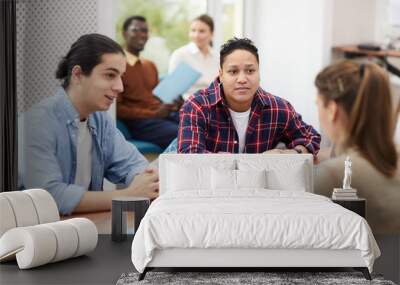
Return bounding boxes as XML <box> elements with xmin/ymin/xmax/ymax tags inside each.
<box><xmin>55</xmin><ymin>56</ymin><xmax>68</xmax><ymax>80</ymax></box>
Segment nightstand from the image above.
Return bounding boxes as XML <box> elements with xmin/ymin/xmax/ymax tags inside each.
<box><xmin>332</xmin><ymin>198</ymin><xmax>366</xmax><ymax>218</ymax></box>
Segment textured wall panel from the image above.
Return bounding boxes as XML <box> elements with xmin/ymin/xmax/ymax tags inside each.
<box><xmin>16</xmin><ymin>0</ymin><xmax>97</xmax><ymax>113</ymax></box>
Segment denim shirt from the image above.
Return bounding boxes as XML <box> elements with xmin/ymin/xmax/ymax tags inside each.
<box><xmin>20</xmin><ymin>88</ymin><xmax>148</xmax><ymax>215</ymax></box>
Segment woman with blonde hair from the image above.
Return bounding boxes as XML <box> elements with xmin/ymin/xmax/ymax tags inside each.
<box><xmin>314</xmin><ymin>60</ymin><xmax>400</xmax><ymax>234</ymax></box>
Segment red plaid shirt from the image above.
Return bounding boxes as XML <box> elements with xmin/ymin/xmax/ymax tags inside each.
<box><xmin>178</xmin><ymin>78</ymin><xmax>321</xmax><ymax>154</ymax></box>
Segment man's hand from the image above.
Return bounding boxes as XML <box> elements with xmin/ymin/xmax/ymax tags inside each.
<box><xmin>127</xmin><ymin>169</ymin><xmax>159</xmax><ymax>199</ymax></box>
<box><xmin>263</xmin><ymin>145</ymin><xmax>308</xmax><ymax>154</ymax></box>
<box><xmin>293</xmin><ymin>145</ymin><xmax>308</xmax><ymax>154</ymax></box>
<box><xmin>280</xmin><ymin>149</ymin><xmax>300</xmax><ymax>154</ymax></box>
<box><xmin>263</xmin><ymin>148</ymin><xmax>284</xmax><ymax>154</ymax></box>
<box><xmin>172</xmin><ymin>96</ymin><xmax>184</xmax><ymax>111</ymax></box>
<box><xmin>155</xmin><ymin>104</ymin><xmax>175</xmax><ymax>118</ymax></box>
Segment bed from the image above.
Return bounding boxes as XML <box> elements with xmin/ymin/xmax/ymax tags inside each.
<box><xmin>131</xmin><ymin>154</ymin><xmax>380</xmax><ymax>280</ymax></box>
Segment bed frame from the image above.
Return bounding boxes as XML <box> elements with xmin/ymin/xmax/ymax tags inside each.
<box><xmin>139</xmin><ymin>248</ymin><xmax>371</xmax><ymax>280</ymax></box>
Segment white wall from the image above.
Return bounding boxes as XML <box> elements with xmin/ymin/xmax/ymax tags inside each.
<box><xmin>248</xmin><ymin>0</ymin><xmax>399</xmax><ymax>144</ymax></box>
<box><xmin>97</xmin><ymin>0</ymin><xmax>116</xmax><ymax>39</ymax></box>
<box><xmin>97</xmin><ymin>0</ymin><xmax>117</xmax><ymax>120</ymax></box>
<box><xmin>375</xmin><ymin>0</ymin><xmax>400</xmax><ymax>43</ymax></box>
<box><xmin>16</xmin><ymin>0</ymin><xmax>98</xmax><ymax>113</ymax></box>
<box><xmin>97</xmin><ymin>0</ymin><xmax>117</xmax><ymax>191</ymax></box>
<box><xmin>331</xmin><ymin>0</ymin><xmax>377</xmax><ymax>46</ymax></box>
<box><xmin>248</xmin><ymin>0</ymin><xmax>333</xmax><ymax>132</ymax></box>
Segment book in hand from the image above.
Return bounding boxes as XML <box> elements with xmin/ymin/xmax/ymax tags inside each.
<box><xmin>153</xmin><ymin>62</ymin><xmax>202</xmax><ymax>103</ymax></box>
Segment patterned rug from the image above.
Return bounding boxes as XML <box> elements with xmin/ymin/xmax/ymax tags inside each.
<box><xmin>116</xmin><ymin>271</ymin><xmax>396</xmax><ymax>285</ymax></box>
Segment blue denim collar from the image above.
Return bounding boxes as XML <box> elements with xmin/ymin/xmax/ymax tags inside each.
<box><xmin>53</xmin><ymin>87</ymin><xmax>97</xmax><ymax>134</ymax></box>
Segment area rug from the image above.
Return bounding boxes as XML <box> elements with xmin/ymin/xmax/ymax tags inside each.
<box><xmin>116</xmin><ymin>271</ymin><xmax>396</xmax><ymax>285</ymax></box>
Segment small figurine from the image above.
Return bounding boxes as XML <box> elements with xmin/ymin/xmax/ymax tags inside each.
<box><xmin>343</xmin><ymin>156</ymin><xmax>352</xmax><ymax>189</ymax></box>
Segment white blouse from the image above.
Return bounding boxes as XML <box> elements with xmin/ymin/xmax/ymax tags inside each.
<box><xmin>168</xmin><ymin>42</ymin><xmax>219</xmax><ymax>100</ymax></box>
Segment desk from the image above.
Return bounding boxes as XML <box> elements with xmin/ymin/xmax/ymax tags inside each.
<box><xmin>0</xmin><ymin>235</ymin><xmax>133</xmax><ymax>285</ymax></box>
<box><xmin>333</xmin><ymin>45</ymin><xmax>400</xmax><ymax>59</ymax></box>
<box><xmin>333</xmin><ymin>45</ymin><xmax>400</xmax><ymax>77</ymax></box>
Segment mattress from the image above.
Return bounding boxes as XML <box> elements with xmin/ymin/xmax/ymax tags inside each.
<box><xmin>131</xmin><ymin>190</ymin><xmax>380</xmax><ymax>273</ymax></box>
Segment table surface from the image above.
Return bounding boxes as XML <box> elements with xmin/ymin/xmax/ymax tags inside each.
<box><xmin>0</xmin><ymin>235</ymin><xmax>133</xmax><ymax>285</ymax></box>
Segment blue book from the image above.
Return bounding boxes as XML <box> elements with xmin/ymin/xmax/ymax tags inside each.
<box><xmin>153</xmin><ymin>62</ymin><xmax>202</xmax><ymax>103</ymax></box>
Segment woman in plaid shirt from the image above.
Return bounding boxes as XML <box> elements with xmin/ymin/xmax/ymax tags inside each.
<box><xmin>177</xmin><ymin>38</ymin><xmax>321</xmax><ymax>155</ymax></box>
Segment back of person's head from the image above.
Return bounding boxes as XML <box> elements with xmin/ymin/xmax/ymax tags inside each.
<box><xmin>193</xmin><ymin>14</ymin><xmax>214</xmax><ymax>33</ymax></box>
<box><xmin>122</xmin><ymin>15</ymin><xmax>147</xmax><ymax>32</ymax></box>
<box><xmin>55</xmin><ymin>33</ymin><xmax>124</xmax><ymax>89</ymax></box>
<box><xmin>315</xmin><ymin>60</ymin><xmax>398</xmax><ymax>177</ymax></box>
<box><xmin>220</xmin><ymin>37</ymin><xmax>259</xmax><ymax>67</ymax></box>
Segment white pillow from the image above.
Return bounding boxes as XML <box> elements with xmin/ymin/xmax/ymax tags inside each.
<box><xmin>166</xmin><ymin>159</ymin><xmax>236</xmax><ymax>192</ymax></box>
<box><xmin>211</xmin><ymin>169</ymin><xmax>267</xmax><ymax>190</ymax></box>
<box><xmin>237</xmin><ymin>158</ymin><xmax>309</xmax><ymax>191</ymax></box>
<box><xmin>211</xmin><ymin>168</ymin><xmax>236</xmax><ymax>190</ymax></box>
<box><xmin>167</xmin><ymin>162</ymin><xmax>211</xmax><ymax>191</ymax></box>
<box><xmin>236</xmin><ymin>169</ymin><xmax>267</xmax><ymax>189</ymax></box>
<box><xmin>266</xmin><ymin>165</ymin><xmax>307</xmax><ymax>191</ymax></box>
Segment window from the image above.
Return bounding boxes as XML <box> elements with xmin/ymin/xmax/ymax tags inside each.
<box><xmin>116</xmin><ymin>0</ymin><xmax>207</xmax><ymax>75</ymax></box>
<box><xmin>207</xmin><ymin>0</ymin><xmax>244</xmax><ymax>49</ymax></box>
<box><xmin>115</xmin><ymin>0</ymin><xmax>247</xmax><ymax>75</ymax></box>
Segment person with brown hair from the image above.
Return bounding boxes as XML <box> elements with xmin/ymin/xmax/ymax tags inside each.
<box><xmin>168</xmin><ymin>14</ymin><xmax>219</xmax><ymax>100</ymax></box>
<box><xmin>314</xmin><ymin>60</ymin><xmax>400</xmax><ymax>234</ymax></box>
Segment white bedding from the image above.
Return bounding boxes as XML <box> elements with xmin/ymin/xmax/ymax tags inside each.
<box><xmin>131</xmin><ymin>190</ymin><xmax>380</xmax><ymax>273</ymax></box>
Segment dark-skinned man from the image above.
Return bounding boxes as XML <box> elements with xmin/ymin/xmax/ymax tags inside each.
<box><xmin>117</xmin><ymin>15</ymin><xmax>181</xmax><ymax>150</ymax></box>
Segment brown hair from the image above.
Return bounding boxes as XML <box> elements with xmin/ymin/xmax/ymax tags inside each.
<box><xmin>192</xmin><ymin>14</ymin><xmax>214</xmax><ymax>47</ymax></box>
<box><xmin>315</xmin><ymin>60</ymin><xmax>398</xmax><ymax>177</ymax></box>
<box><xmin>193</xmin><ymin>14</ymin><xmax>214</xmax><ymax>33</ymax></box>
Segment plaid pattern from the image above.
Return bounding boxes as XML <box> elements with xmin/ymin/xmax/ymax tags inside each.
<box><xmin>178</xmin><ymin>78</ymin><xmax>321</xmax><ymax>154</ymax></box>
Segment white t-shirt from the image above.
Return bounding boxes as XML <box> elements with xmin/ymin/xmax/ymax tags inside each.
<box><xmin>74</xmin><ymin>119</ymin><xmax>92</xmax><ymax>189</ymax></box>
<box><xmin>228</xmin><ymin>108</ymin><xmax>251</xmax><ymax>153</ymax></box>
<box><xmin>168</xmin><ymin>42</ymin><xmax>219</xmax><ymax>100</ymax></box>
